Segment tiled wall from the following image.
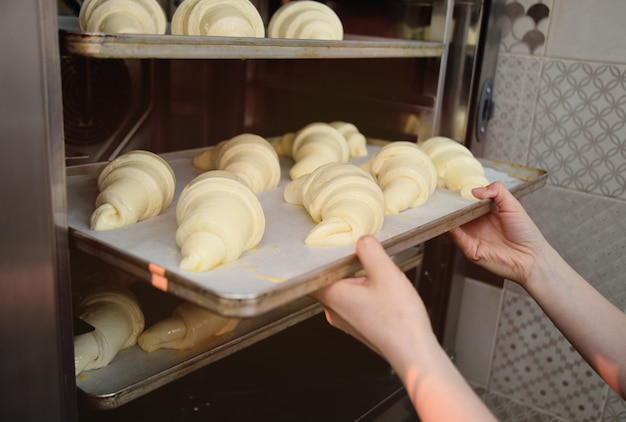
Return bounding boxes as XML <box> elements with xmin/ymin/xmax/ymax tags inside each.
<box><xmin>455</xmin><ymin>1</ymin><xmax>626</xmax><ymax>420</ymax></box>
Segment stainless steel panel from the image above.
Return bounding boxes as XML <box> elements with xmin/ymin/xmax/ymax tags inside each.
<box><xmin>0</xmin><ymin>1</ymin><xmax>75</xmax><ymax>421</ymax></box>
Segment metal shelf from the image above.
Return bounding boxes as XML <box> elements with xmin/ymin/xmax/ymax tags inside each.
<box><xmin>77</xmin><ymin>296</ymin><xmax>323</xmax><ymax>410</ymax></box>
<box><xmin>59</xmin><ymin>30</ymin><xmax>444</xmax><ymax>60</ymax></box>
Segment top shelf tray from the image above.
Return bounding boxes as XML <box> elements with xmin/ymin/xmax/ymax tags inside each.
<box><xmin>66</xmin><ymin>143</ymin><xmax>546</xmax><ymax>318</ymax></box>
<box><xmin>59</xmin><ymin>30</ymin><xmax>444</xmax><ymax>60</ymax></box>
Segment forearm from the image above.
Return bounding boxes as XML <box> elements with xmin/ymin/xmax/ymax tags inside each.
<box><xmin>387</xmin><ymin>330</ymin><xmax>496</xmax><ymax>421</ymax></box>
<box><xmin>524</xmin><ymin>247</ymin><xmax>626</xmax><ymax>398</ymax></box>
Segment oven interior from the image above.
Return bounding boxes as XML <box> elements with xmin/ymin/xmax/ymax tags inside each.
<box><xmin>58</xmin><ymin>0</ymin><xmax>496</xmax><ymax>420</ymax></box>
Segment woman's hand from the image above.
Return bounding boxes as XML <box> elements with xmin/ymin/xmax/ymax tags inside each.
<box><xmin>449</xmin><ymin>182</ymin><xmax>550</xmax><ymax>286</ymax></box>
<box><xmin>311</xmin><ymin>235</ymin><xmax>432</xmax><ymax>363</ymax></box>
<box><xmin>312</xmin><ymin>235</ymin><xmax>497</xmax><ymax>421</ymax></box>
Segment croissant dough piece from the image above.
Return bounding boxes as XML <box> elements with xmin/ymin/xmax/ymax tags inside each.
<box><xmin>272</xmin><ymin>121</ymin><xmax>366</xmax><ymax>161</ymax></box>
<box><xmin>288</xmin><ymin>122</ymin><xmax>350</xmax><ymax>180</ymax></box>
<box><xmin>272</xmin><ymin>131</ymin><xmax>297</xmax><ymax>158</ymax></box>
<box><xmin>79</xmin><ymin>0</ymin><xmax>167</xmax><ymax>34</ymax></box>
<box><xmin>176</xmin><ymin>170</ymin><xmax>265</xmax><ymax>272</ymax></box>
<box><xmin>138</xmin><ymin>301</ymin><xmax>239</xmax><ymax>352</ymax></box>
<box><xmin>74</xmin><ymin>287</ymin><xmax>145</xmax><ymax>375</ymax></box>
<box><xmin>192</xmin><ymin>133</ymin><xmax>281</xmax><ymax>193</ymax></box>
<box><xmin>368</xmin><ymin>141</ymin><xmax>437</xmax><ymax>214</ymax></box>
<box><xmin>268</xmin><ymin>0</ymin><xmax>343</xmax><ymax>40</ymax></box>
<box><xmin>172</xmin><ymin>0</ymin><xmax>264</xmax><ymax>37</ymax></box>
<box><xmin>419</xmin><ymin>136</ymin><xmax>489</xmax><ymax>200</ymax></box>
<box><xmin>90</xmin><ymin>150</ymin><xmax>175</xmax><ymax>231</ymax></box>
<box><xmin>329</xmin><ymin>121</ymin><xmax>368</xmax><ymax>158</ymax></box>
<box><xmin>284</xmin><ymin>162</ymin><xmax>385</xmax><ymax>246</ymax></box>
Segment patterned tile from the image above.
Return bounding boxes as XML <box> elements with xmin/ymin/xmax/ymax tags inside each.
<box><xmin>518</xmin><ymin>185</ymin><xmax>626</xmax><ymax>310</ymax></box>
<box><xmin>488</xmin><ymin>291</ymin><xmax>607</xmax><ymax>421</ymax></box>
<box><xmin>601</xmin><ymin>389</ymin><xmax>626</xmax><ymax>421</ymax></box>
<box><xmin>528</xmin><ymin>60</ymin><xmax>626</xmax><ymax>200</ymax></box>
<box><xmin>501</xmin><ymin>0</ymin><xmax>552</xmax><ymax>55</ymax></box>
<box><xmin>482</xmin><ymin>389</ymin><xmax>569</xmax><ymax>421</ymax></box>
<box><xmin>483</xmin><ymin>53</ymin><xmax>542</xmax><ymax>165</ymax></box>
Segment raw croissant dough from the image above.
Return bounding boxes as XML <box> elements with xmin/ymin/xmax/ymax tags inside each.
<box><xmin>176</xmin><ymin>170</ymin><xmax>265</xmax><ymax>272</ymax></box>
<box><xmin>79</xmin><ymin>0</ymin><xmax>167</xmax><ymax>34</ymax></box>
<box><xmin>419</xmin><ymin>136</ymin><xmax>489</xmax><ymax>200</ymax></box>
<box><xmin>285</xmin><ymin>122</ymin><xmax>350</xmax><ymax>180</ymax></box>
<box><xmin>90</xmin><ymin>150</ymin><xmax>175</xmax><ymax>231</ymax></box>
<box><xmin>367</xmin><ymin>141</ymin><xmax>437</xmax><ymax>214</ymax></box>
<box><xmin>74</xmin><ymin>287</ymin><xmax>145</xmax><ymax>375</ymax></box>
<box><xmin>273</xmin><ymin>121</ymin><xmax>367</xmax><ymax>162</ymax></box>
<box><xmin>192</xmin><ymin>133</ymin><xmax>281</xmax><ymax>193</ymax></box>
<box><xmin>268</xmin><ymin>0</ymin><xmax>343</xmax><ymax>40</ymax></box>
<box><xmin>171</xmin><ymin>0</ymin><xmax>264</xmax><ymax>37</ymax></box>
<box><xmin>328</xmin><ymin>121</ymin><xmax>368</xmax><ymax>159</ymax></box>
<box><xmin>284</xmin><ymin>162</ymin><xmax>385</xmax><ymax>246</ymax></box>
<box><xmin>138</xmin><ymin>301</ymin><xmax>239</xmax><ymax>352</ymax></box>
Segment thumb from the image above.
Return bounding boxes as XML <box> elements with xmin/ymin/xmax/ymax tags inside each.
<box><xmin>472</xmin><ymin>182</ymin><xmax>517</xmax><ymax>212</ymax></box>
<box><xmin>355</xmin><ymin>235</ymin><xmax>400</xmax><ymax>282</ymax></box>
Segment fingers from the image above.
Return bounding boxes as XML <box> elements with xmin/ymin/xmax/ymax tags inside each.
<box><xmin>321</xmin><ymin>307</ymin><xmax>382</xmax><ymax>356</ymax></box>
<box><xmin>355</xmin><ymin>235</ymin><xmax>403</xmax><ymax>282</ymax></box>
<box><xmin>471</xmin><ymin>182</ymin><xmax>520</xmax><ymax>213</ymax></box>
<box><xmin>448</xmin><ymin>224</ymin><xmax>469</xmax><ymax>248</ymax></box>
<box><xmin>310</xmin><ymin>275</ymin><xmax>361</xmax><ymax>304</ymax></box>
<box><xmin>310</xmin><ymin>235</ymin><xmax>398</xmax><ymax>323</ymax></box>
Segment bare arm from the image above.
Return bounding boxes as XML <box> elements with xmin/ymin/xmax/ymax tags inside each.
<box><xmin>450</xmin><ymin>182</ymin><xmax>626</xmax><ymax>398</ymax></box>
<box><xmin>312</xmin><ymin>235</ymin><xmax>496</xmax><ymax>421</ymax></box>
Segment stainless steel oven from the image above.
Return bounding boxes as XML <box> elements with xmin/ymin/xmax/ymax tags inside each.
<box><xmin>0</xmin><ymin>1</ymin><xmax>547</xmax><ymax>421</ymax></box>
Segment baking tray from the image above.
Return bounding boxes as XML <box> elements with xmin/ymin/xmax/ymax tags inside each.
<box><xmin>76</xmin><ymin>296</ymin><xmax>322</xmax><ymax>410</ymax></box>
<box><xmin>66</xmin><ymin>143</ymin><xmax>547</xmax><ymax>318</ymax></box>
<box><xmin>59</xmin><ymin>30</ymin><xmax>443</xmax><ymax>60</ymax></box>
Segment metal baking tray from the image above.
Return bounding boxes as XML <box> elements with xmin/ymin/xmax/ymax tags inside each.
<box><xmin>59</xmin><ymin>30</ymin><xmax>443</xmax><ymax>60</ymax></box>
<box><xmin>66</xmin><ymin>143</ymin><xmax>547</xmax><ymax>318</ymax></box>
<box><xmin>76</xmin><ymin>295</ymin><xmax>323</xmax><ymax>410</ymax></box>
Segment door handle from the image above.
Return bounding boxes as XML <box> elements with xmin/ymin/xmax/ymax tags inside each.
<box><xmin>476</xmin><ymin>78</ymin><xmax>495</xmax><ymax>143</ymax></box>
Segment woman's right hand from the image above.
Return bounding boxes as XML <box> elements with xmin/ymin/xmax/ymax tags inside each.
<box><xmin>312</xmin><ymin>235</ymin><xmax>498</xmax><ymax>421</ymax></box>
<box><xmin>310</xmin><ymin>234</ymin><xmax>433</xmax><ymax>362</ymax></box>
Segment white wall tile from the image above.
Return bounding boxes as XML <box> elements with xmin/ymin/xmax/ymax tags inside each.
<box><xmin>546</xmin><ymin>0</ymin><xmax>626</xmax><ymax>64</ymax></box>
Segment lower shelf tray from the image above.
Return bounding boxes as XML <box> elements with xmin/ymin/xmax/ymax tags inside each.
<box><xmin>76</xmin><ymin>295</ymin><xmax>323</xmax><ymax>410</ymax></box>
<box><xmin>66</xmin><ymin>143</ymin><xmax>547</xmax><ymax>318</ymax></box>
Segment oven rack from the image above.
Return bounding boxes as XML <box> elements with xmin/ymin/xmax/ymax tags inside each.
<box><xmin>66</xmin><ymin>143</ymin><xmax>547</xmax><ymax>319</ymax></box>
<box><xmin>76</xmin><ymin>295</ymin><xmax>323</xmax><ymax>410</ymax></box>
<box><xmin>59</xmin><ymin>30</ymin><xmax>444</xmax><ymax>60</ymax></box>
